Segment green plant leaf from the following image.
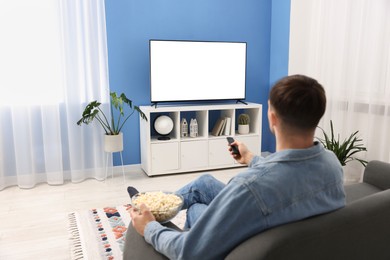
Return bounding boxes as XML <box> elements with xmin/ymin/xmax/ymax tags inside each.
<box><xmin>316</xmin><ymin>120</ymin><xmax>367</xmax><ymax>167</ymax></box>
<box><xmin>77</xmin><ymin>91</ymin><xmax>147</xmax><ymax>136</ymax></box>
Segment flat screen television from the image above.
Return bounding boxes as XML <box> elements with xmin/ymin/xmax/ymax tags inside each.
<box><xmin>150</xmin><ymin>40</ymin><xmax>247</xmax><ymax>104</ymax></box>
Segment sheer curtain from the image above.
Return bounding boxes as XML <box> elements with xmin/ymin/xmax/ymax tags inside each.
<box><xmin>0</xmin><ymin>0</ymin><xmax>109</xmax><ymax>190</ymax></box>
<box><xmin>289</xmin><ymin>0</ymin><xmax>390</xmax><ymax>181</ymax></box>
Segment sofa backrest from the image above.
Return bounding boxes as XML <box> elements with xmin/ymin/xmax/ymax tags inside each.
<box><xmin>363</xmin><ymin>160</ymin><xmax>390</xmax><ymax>190</ymax></box>
<box><xmin>226</xmin><ymin>189</ymin><xmax>390</xmax><ymax>260</ymax></box>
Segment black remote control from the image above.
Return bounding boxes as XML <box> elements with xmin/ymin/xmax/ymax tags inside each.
<box><xmin>227</xmin><ymin>137</ymin><xmax>240</xmax><ymax>155</ymax></box>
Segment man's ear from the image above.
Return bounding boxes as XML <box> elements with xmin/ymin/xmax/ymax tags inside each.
<box><xmin>269</xmin><ymin>109</ymin><xmax>278</xmax><ymax>128</ymax></box>
<box><xmin>267</xmin><ymin>101</ymin><xmax>278</xmax><ymax>134</ymax></box>
<box><xmin>268</xmin><ymin>101</ymin><xmax>278</xmax><ymax>127</ymax></box>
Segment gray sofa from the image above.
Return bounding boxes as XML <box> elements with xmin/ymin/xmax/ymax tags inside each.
<box><xmin>123</xmin><ymin>160</ymin><xmax>390</xmax><ymax>260</ymax></box>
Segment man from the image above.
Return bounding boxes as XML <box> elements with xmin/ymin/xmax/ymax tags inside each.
<box><xmin>128</xmin><ymin>74</ymin><xmax>345</xmax><ymax>259</ymax></box>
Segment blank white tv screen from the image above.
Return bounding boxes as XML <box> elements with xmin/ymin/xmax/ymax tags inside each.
<box><xmin>150</xmin><ymin>40</ymin><xmax>247</xmax><ymax>103</ymax></box>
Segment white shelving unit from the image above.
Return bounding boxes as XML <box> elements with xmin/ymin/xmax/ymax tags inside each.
<box><xmin>139</xmin><ymin>103</ymin><xmax>262</xmax><ymax>176</ymax></box>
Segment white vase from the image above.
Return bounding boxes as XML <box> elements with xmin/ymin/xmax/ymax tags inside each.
<box><xmin>238</xmin><ymin>124</ymin><xmax>249</xmax><ymax>135</ymax></box>
<box><xmin>104</xmin><ymin>132</ymin><xmax>123</xmax><ymax>153</ymax></box>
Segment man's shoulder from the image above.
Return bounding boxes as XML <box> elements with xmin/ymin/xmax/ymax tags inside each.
<box><xmin>232</xmin><ymin>150</ymin><xmax>343</xmax><ymax>189</ymax></box>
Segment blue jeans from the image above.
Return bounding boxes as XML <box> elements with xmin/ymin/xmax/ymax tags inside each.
<box><xmin>176</xmin><ymin>174</ymin><xmax>225</xmax><ymax>229</ymax></box>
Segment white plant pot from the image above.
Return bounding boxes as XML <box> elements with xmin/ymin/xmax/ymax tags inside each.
<box><xmin>238</xmin><ymin>124</ymin><xmax>249</xmax><ymax>135</ymax></box>
<box><xmin>104</xmin><ymin>132</ymin><xmax>123</xmax><ymax>153</ymax></box>
<box><xmin>343</xmin><ymin>163</ymin><xmax>363</xmax><ymax>184</ymax></box>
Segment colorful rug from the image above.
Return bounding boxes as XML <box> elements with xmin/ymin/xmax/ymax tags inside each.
<box><xmin>68</xmin><ymin>204</ymin><xmax>131</xmax><ymax>259</ymax></box>
<box><xmin>68</xmin><ymin>205</ymin><xmax>186</xmax><ymax>259</ymax></box>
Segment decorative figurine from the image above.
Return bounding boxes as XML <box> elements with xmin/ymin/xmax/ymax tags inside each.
<box><xmin>190</xmin><ymin>118</ymin><xmax>198</xmax><ymax>137</ymax></box>
<box><xmin>181</xmin><ymin>118</ymin><xmax>188</xmax><ymax>137</ymax></box>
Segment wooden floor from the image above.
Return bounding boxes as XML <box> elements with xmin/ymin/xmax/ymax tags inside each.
<box><xmin>0</xmin><ymin>165</ymin><xmax>242</xmax><ymax>260</ymax></box>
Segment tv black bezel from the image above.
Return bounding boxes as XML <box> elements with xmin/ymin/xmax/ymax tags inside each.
<box><xmin>149</xmin><ymin>39</ymin><xmax>247</xmax><ymax>105</ymax></box>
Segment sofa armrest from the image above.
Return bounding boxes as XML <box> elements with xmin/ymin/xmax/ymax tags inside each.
<box><xmin>226</xmin><ymin>189</ymin><xmax>390</xmax><ymax>260</ymax></box>
<box><xmin>123</xmin><ymin>222</ymin><xmax>181</xmax><ymax>260</ymax></box>
<box><xmin>363</xmin><ymin>160</ymin><xmax>390</xmax><ymax>190</ymax></box>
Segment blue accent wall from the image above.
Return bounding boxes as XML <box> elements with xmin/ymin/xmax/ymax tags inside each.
<box><xmin>104</xmin><ymin>0</ymin><xmax>290</xmax><ymax>165</ymax></box>
<box><xmin>267</xmin><ymin>0</ymin><xmax>291</xmax><ymax>153</ymax></box>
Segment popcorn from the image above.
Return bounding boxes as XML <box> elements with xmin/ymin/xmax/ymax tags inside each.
<box><xmin>132</xmin><ymin>191</ymin><xmax>183</xmax><ymax>222</ymax></box>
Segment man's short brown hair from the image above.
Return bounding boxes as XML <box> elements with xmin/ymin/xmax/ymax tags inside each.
<box><xmin>269</xmin><ymin>74</ymin><xmax>326</xmax><ymax>131</ymax></box>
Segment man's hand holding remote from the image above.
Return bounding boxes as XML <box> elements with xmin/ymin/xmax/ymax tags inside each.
<box><xmin>227</xmin><ymin>137</ymin><xmax>254</xmax><ymax>165</ymax></box>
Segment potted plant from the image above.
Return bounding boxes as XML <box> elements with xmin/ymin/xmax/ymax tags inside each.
<box><xmin>77</xmin><ymin>92</ymin><xmax>147</xmax><ymax>152</ymax></box>
<box><xmin>317</xmin><ymin>120</ymin><xmax>367</xmax><ymax>167</ymax></box>
<box><xmin>237</xmin><ymin>113</ymin><xmax>250</xmax><ymax>134</ymax></box>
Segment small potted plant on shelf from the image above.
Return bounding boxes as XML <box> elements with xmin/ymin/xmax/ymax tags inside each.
<box><xmin>316</xmin><ymin>120</ymin><xmax>367</xmax><ymax>167</ymax></box>
<box><xmin>237</xmin><ymin>113</ymin><xmax>250</xmax><ymax>134</ymax></box>
<box><xmin>77</xmin><ymin>92</ymin><xmax>147</xmax><ymax>152</ymax></box>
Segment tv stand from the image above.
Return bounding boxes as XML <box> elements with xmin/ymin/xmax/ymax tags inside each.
<box><xmin>236</xmin><ymin>100</ymin><xmax>248</xmax><ymax>105</ymax></box>
<box><xmin>139</xmin><ymin>103</ymin><xmax>262</xmax><ymax>176</ymax></box>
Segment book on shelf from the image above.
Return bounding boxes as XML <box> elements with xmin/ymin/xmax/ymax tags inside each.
<box><xmin>224</xmin><ymin>117</ymin><xmax>231</xmax><ymax>136</ymax></box>
<box><xmin>211</xmin><ymin>117</ymin><xmax>232</xmax><ymax>136</ymax></box>
<box><xmin>218</xmin><ymin>119</ymin><xmax>227</xmax><ymax>136</ymax></box>
<box><xmin>211</xmin><ymin>117</ymin><xmax>225</xmax><ymax>136</ymax></box>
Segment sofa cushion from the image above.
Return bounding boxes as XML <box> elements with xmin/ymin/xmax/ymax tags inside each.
<box><xmin>344</xmin><ymin>183</ymin><xmax>381</xmax><ymax>204</ymax></box>
<box><xmin>226</xmin><ymin>189</ymin><xmax>390</xmax><ymax>260</ymax></box>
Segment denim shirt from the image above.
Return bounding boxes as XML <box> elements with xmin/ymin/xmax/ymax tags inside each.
<box><xmin>144</xmin><ymin>143</ymin><xmax>346</xmax><ymax>259</ymax></box>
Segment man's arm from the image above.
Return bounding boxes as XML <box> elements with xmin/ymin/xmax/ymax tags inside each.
<box><xmin>142</xmin><ymin>181</ymin><xmax>266</xmax><ymax>259</ymax></box>
<box><xmin>229</xmin><ymin>140</ymin><xmax>254</xmax><ymax>165</ymax></box>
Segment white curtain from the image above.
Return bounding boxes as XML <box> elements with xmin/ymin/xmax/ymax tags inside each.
<box><xmin>0</xmin><ymin>0</ymin><xmax>110</xmax><ymax>190</ymax></box>
<box><xmin>289</xmin><ymin>0</ymin><xmax>390</xmax><ymax>180</ymax></box>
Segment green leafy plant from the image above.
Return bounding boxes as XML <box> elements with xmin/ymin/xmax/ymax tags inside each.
<box><xmin>317</xmin><ymin>120</ymin><xmax>367</xmax><ymax>167</ymax></box>
<box><xmin>77</xmin><ymin>92</ymin><xmax>147</xmax><ymax>135</ymax></box>
<box><xmin>238</xmin><ymin>113</ymin><xmax>250</xmax><ymax>125</ymax></box>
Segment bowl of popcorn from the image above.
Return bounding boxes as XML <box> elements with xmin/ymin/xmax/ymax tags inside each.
<box><xmin>131</xmin><ymin>191</ymin><xmax>184</xmax><ymax>223</ymax></box>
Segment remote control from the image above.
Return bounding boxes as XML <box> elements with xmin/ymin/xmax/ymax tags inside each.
<box><xmin>227</xmin><ymin>137</ymin><xmax>240</xmax><ymax>155</ymax></box>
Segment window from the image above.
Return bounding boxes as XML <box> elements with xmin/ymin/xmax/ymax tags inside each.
<box><xmin>0</xmin><ymin>0</ymin><xmax>64</xmax><ymax>106</ymax></box>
